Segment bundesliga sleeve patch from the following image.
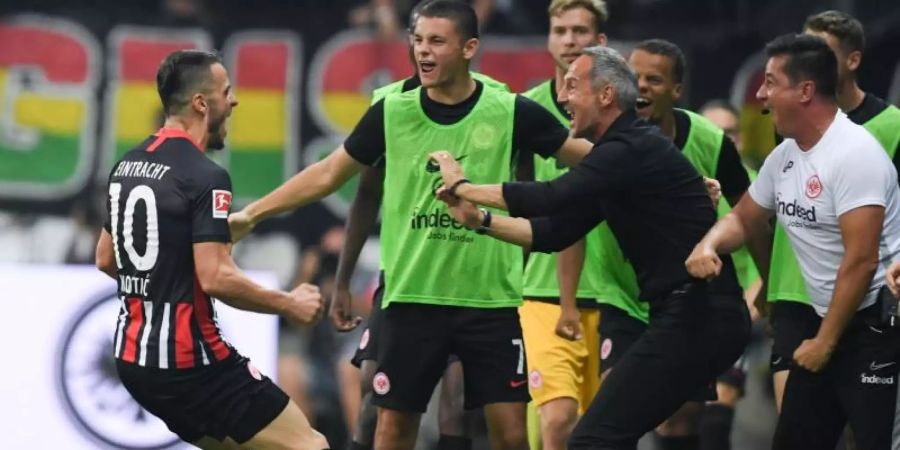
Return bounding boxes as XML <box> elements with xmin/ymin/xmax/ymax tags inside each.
<box><xmin>212</xmin><ymin>190</ymin><xmax>232</xmax><ymax>219</ymax></box>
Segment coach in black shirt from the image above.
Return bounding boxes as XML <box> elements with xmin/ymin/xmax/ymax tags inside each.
<box><xmin>429</xmin><ymin>46</ymin><xmax>750</xmax><ymax>450</ymax></box>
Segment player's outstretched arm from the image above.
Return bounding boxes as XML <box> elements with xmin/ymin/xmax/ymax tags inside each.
<box><xmin>95</xmin><ymin>229</ymin><xmax>117</xmax><ymax>279</ymax></box>
<box><xmin>229</xmin><ymin>146</ymin><xmax>364</xmax><ymax>242</ymax></box>
<box><xmin>686</xmin><ymin>195</ymin><xmax>773</xmax><ymax>280</ymax></box>
<box><xmin>194</xmin><ymin>241</ymin><xmax>324</xmax><ymax>325</ymax></box>
<box><xmin>331</xmin><ymin>166</ymin><xmax>384</xmax><ymax>331</ymax></box>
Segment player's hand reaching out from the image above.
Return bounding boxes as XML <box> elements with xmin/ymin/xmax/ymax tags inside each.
<box><xmin>685</xmin><ymin>242</ymin><xmax>722</xmax><ymax>280</ymax></box>
<box><xmin>330</xmin><ymin>285</ymin><xmax>363</xmax><ymax>332</ymax></box>
<box><xmin>285</xmin><ymin>283</ymin><xmax>324</xmax><ymax>326</ymax></box>
<box><xmin>228</xmin><ymin>210</ymin><xmax>255</xmax><ymax>243</ymax></box>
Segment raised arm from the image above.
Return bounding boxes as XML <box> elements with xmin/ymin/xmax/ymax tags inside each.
<box><xmin>685</xmin><ymin>194</ymin><xmax>774</xmax><ymax>279</ymax></box>
<box><xmin>437</xmin><ymin>188</ymin><xmax>604</xmax><ymax>253</ymax></box>
<box><xmin>230</xmin><ymin>146</ymin><xmax>364</xmax><ymax>242</ymax></box>
<box><xmin>430</xmin><ymin>140</ymin><xmax>629</xmax><ymax>218</ymax></box>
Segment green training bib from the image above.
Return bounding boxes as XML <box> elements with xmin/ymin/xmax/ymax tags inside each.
<box><xmin>381</xmin><ymin>86</ymin><xmax>522</xmax><ymax>308</ymax></box>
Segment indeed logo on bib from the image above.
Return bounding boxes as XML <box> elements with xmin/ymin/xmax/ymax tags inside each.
<box><xmin>410</xmin><ymin>209</ymin><xmax>475</xmax><ymax>244</ymax></box>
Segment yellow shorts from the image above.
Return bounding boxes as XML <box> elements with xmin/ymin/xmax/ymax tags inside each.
<box><xmin>519</xmin><ymin>300</ymin><xmax>601</xmax><ymax>413</ymax></box>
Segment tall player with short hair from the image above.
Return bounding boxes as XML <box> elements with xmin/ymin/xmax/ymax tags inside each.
<box><xmin>332</xmin><ymin>5</ymin><xmax>509</xmax><ymax>450</ymax></box>
<box><xmin>95</xmin><ymin>50</ymin><xmax>327</xmax><ymax>450</ymax></box>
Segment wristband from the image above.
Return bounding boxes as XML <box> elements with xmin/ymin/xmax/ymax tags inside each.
<box><xmin>448</xmin><ymin>178</ymin><xmax>471</xmax><ymax>197</ymax></box>
<box><xmin>474</xmin><ymin>208</ymin><xmax>492</xmax><ymax>235</ymax></box>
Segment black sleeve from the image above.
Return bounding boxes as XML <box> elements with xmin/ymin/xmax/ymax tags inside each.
<box><xmin>191</xmin><ymin>167</ymin><xmax>233</xmax><ymax>243</ymax></box>
<box><xmin>515</xmin><ymin>149</ymin><xmax>535</xmax><ymax>182</ymax></box>
<box><xmin>513</xmin><ymin>95</ymin><xmax>570</xmax><ymax>159</ymax></box>
<box><xmin>529</xmin><ymin>201</ymin><xmax>606</xmax><ymax>253</ymax></box>
<box><xmin>344</xmin><ymin>100</ymin><xmax>386</xmax><ymax>166</ymax></box>
<box><xmin>715</xmin><ymin>136</ymin><xmax>750</xmax><ymax>204</ymax></box>
<box><xmin>503</xmin><ymin>139</ymin><xmax>634</xmax><ymax>218</ymax></box>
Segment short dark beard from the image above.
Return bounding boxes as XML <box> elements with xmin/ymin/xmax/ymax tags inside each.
<box><xmin>207</xmin><ymin>111</ymin><xmax>226</xmax><ymax>150</ymax></box>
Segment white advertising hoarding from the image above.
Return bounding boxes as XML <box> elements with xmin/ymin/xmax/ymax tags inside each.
<box><xmin>0</xmin><ymin>264</ymin><xmax>280</xmax><ymax>449</ymax></box>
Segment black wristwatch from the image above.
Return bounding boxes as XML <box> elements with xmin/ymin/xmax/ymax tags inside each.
<box><xmin>474</xmin><ymin>208</ymin><xmax>492</xmax><ymax>235</ymax></box>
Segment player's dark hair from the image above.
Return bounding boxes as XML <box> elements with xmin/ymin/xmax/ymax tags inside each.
<box><xmin>765</xmin><ymin>33</ymin><xmax>837</xmax><ymax>101</ymax></box>
<box><xmin>634</xmin><ymin>39</ymin><xmax>686</xmax><ymax>84</ymax></box>
<box><xmin>156</xmin><ymin>49</ymin><xmax>223</xmax><ymax>116</ymax></box>
<box><xmin>804</xmin><ymin>10</ymin><xmax>865</xmax><ymax>54</ymax></box>
<box><xmin>415</xmin><ymin>0</ymin><xmax>479</xmax><ymax>41</ymax></box>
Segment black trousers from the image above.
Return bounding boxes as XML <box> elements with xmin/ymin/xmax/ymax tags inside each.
<box><xmin>773</xmin><ymin>305</ymin><xmax>900</xmax><ymax>450</ymax></box>
<box><xmin>569</xmin><ymin>281</ymin><xmax>750</xmax><ymax>450</ymax></box>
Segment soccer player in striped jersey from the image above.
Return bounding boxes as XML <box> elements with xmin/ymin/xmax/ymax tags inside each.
<box><xmin>96</xmin><ymin>49</ymin><xmax>327</xmax><ymax>450</ymax></box>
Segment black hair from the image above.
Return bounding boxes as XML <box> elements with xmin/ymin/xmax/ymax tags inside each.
<box><xmin>634</xmin><ymin>38</ymin><xmax>686</xmax><ymax>84</ymax></box>
<box><xmin>156</xmin><ymin>49</ymin><xmax>223</xmax><ymax>115</ymax></box>
<box><xmin>415</xmin><ymin>0</ymin><xmax>479</xmax><ymax>41</ymax></box>
<box><xmin>765</xmin><ymin>33</ymin><xmax>837</xmax><ymax>100</ymax></box>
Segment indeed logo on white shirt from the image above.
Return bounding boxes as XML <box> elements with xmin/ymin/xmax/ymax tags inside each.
<box><xmin>775</xmin><ymin>194</ymin><xmax>817</xmax><ymax>222</ymax></box>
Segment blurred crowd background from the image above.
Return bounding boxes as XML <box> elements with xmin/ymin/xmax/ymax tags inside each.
<box><xmin>1</xmin><ymin>0</ymin><xmax>898</xmax><ymax>448</ymax></box>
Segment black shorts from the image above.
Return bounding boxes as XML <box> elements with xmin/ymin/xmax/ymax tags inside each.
<box><xmin>116</xmin><ymin>354</ymin><xmax>289</xmax><ymax>444</ymax></box>
<box><xmin>597</xmin><ymin>303</ymin><xmax>718</xmax><ymax>403</ymax></box>
<box><xmin>597</xmin><ymin>304</ymin><xmax>646</xmax><ymax>372</ymax></box>
<box><xmin>773</xmin><ymin>304</ymin><xmax>900</xmax><ymax>450</ymax></box>
<box><xmin>770</xmin><ymin>301</ymin><xmax>820</xmax><ymax>372</ymax></box>
<box><xmin>372</xmin><ymin>303</ymin><xmax>530</xmax><ymax>412</ymax></box>
<box><xmin>351</xmin><ymin>277</ymin><xmax>385</xmax><ymax>368</ymax></box>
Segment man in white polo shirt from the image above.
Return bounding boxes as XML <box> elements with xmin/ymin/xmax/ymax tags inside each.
<box><xmin>686</xmin><ymin>33</ymin><xmax>900</xmax><ymax>450</ymax></box>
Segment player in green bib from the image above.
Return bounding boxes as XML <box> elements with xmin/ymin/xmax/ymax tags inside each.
<box><xmin>333</xmin><ymin>10</ymin><xmax>511</xmax><ymax>450</ymax></box>
<box><xmin>762</xmin><ymin>10</ymin><xmax>900</xmax><ymax>415</ymax></box>
<box><xmin>330</xmin><ymin>10</ymin><xmax>512</xmax><ymax>450</ymax></box>
<box><xmin>228</xmin><ymin>2</ymin><xmax>593</xmax><ymax>449</ymax></box>
<box><xmin>628</xmin><ymin>39</ymin><xmax>754</xmax><ymax>450</ymax></box>
<box><xmin>514</xmin><ymin>2</ymin><xmax>609</xmax><ymax>450</ymax></box>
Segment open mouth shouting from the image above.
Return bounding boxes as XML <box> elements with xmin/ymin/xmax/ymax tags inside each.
<box><xmin>419</xmin><ymin>60</ymin><xmax>437</xmax><ymax>76</ymax></box>
<box><xmin>635</xmin><ymin>96</ymin><xmax>652</xmax><ymax>111</ymax></box>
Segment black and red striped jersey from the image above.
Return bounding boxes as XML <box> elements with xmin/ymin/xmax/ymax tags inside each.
<box><xmin>104</xmin><ymin>128</ymin><xmax>235</xmax><ymax>369</ymax></box>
